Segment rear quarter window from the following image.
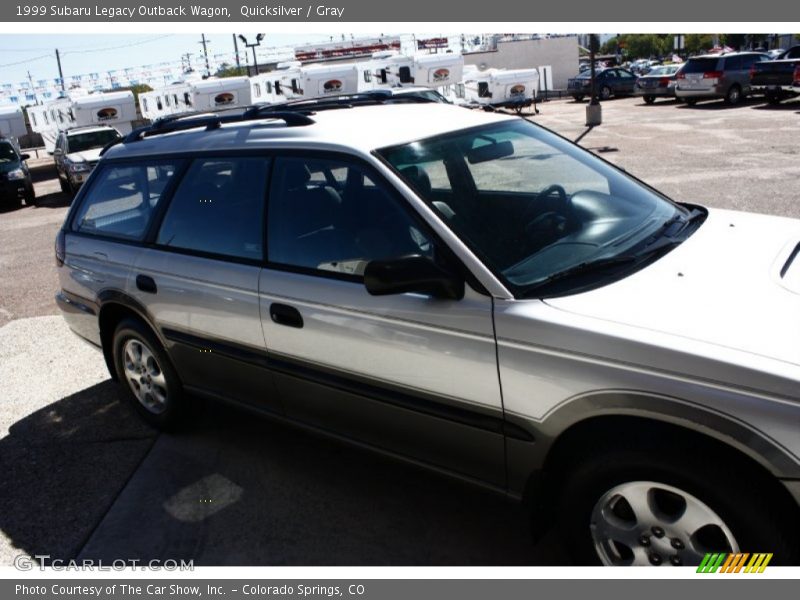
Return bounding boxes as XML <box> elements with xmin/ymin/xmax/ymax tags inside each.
<box><xmin>72</xmin><ymin>161</ymin><xmax>180</xmax><ymax>241</ymax></box>
<box><xmin>682</xmin><ymin>58</ymin><xmax>720</xmax><ymax>73</ymax></box>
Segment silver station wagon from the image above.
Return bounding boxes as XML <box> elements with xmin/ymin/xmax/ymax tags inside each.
<box><xmin>55</xmin><ymin>97</ymin><xmax>800</xmax><ymax>566</ymax></box>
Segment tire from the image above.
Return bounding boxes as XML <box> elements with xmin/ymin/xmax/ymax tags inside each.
<box><xmin>572</xmin><ymin>95</ymin><xmax>584</xmax><ymax>102</ymax></box>
<box><xmin>686</xmin><ymin>98</ymin><xmax>698</xmax><ymax>106</ymax></box>
<box><xmin>556</xmin><ymin>445</ymin><xmax>799</xmax><ymax>566</ymax></box>
<box><xmin>112</xmin><ymin>318</ymin><xmax>186</xmax><ymax>430</ymax></box>
<box><xmin>643</xmin><ymin>95</ymin><xmax>656</xmax><ymax>104</ymax></box>
<box><xmin>599</xmin><ymin>86</ymin><xmax>612</xmax><ymax>100</ymax></box>
<box><xmin>25</xmin><ymin>184</ymin><xmax>36</xmax><ymax>206</ymax></box>
<box><xmin>58</xmin><ymin>175</ymin><xmax>69</xmax><ymax>193</ymax></box>
<box><xmin>725</xmin><ymin>84</ymin><xmax>742</xmax><ymax>105</ymax></box>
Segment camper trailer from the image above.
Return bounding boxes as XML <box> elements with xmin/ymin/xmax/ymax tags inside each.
<box><xmin>0</xmin><ymin>105</ymin><xmax>27</xmax><ymax>151</ymax></box>
<box><xmin>27</xmin><ymin>90</ymin><xmax>136</xmax><ymax>153</ymax></box>
<box><xmin>140</xmin><ymin>77</ymin><xmax>253</xmax><ymax>121</ymax></box>
<box><xmin>363</xmin><ymin>51</ymin><xmax>464</xmax><ymax>91</ymax></box>
<box><xmin>299</xmin><ymin>63</ymin><xmax>360</xmax><ymax>98</ymax></box>
<box><xmin>250</xmin><ymin>62</ymin><xmax>304</xmax><ymax>104</ymax></box>
<box><xmin>461</xmin><ymin>67</ymin><xmax>540</xmax><ymax>111</ymax></box>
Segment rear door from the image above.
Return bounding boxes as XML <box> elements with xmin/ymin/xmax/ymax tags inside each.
<box><xmin>258</xmin><ymin>153</ymin><xmax>506</xmax><ymax>486</ymax></box>
<box><xmin>616</xmin><ymin>69</ymin><xmax>637</xmax><ymax>94</ymax></box>
<box><xmin>132</xmin><ymin>155</ymin><xmax>282</xmax><ymax>413</ymax></box>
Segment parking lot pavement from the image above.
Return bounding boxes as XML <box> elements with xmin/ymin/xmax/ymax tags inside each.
<box><xmin>0</xmin><ymin>95</ymin><xmax>798</xmax><ymax>565</ymax></box>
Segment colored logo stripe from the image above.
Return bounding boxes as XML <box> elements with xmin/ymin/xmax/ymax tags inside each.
<box><xmin>697</xmin><ymin>553</ymin><xmax>773</xmax><ymax>573</ymax></box>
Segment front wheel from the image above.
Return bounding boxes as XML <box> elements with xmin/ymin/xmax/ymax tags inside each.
<box><xmin>572</xmin><ymin>95</ymin><xmax>584</xmax><ymax>102</ymax></box>
<box><xmin>112</xmin><ymin>318</ymin><xmax>186</xmax><ymax>430</ymax></box>
<box><xmin>557</xmin><ymin>447</ymin><xmax>799</xmax><ymax>566</ymax></box>
<box><xmin>599</xmin><ymin>86</ymin><xmax>612</xmax><ymax>100</ymax></box>
<box><xmin>643</xmin><ymin>95</ymin><xmax>656</xmax><ymax>104</ymax></box>
<box><xmin>766</xmin><ymin>92</ymin><xmax>782</xmax><ymax>105</ymax></box>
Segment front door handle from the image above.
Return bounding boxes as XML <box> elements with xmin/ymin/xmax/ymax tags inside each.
<box><xmin>136</xmin><ymin>274</ymin><xmax>157</xmax><ymax>294</ymax></box>
<box><xmin>269</xmin><ymin>303</ymin><xmax>303</xmax><ymax>328</ymax></box>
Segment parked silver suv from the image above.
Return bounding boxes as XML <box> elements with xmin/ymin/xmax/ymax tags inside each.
<box><xmin>55</xmin><ymin>98</ymin><xmax>800</xmax><ymax>566</ymax></box>
<box><xmin>675</xmin><ymin>51</ymin><xmax>770</xmax><ymax>105</ymax></box>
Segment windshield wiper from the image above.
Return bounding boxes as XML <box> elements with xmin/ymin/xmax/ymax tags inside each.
<box><xmin>522</xmin><ymin>255</ymin><xmax>639</xmax><ymax>296</ymax></box>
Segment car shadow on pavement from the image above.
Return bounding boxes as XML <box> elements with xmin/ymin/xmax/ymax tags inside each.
<box><xmin>0</xmin><ymin>380</ymin><xmax>158</xmax><ymax>562</ymax></box>
<box><xmin>750</xmin><ymin>100</ymin><xmax>800</xmax><ymax>111</ymax></box>
<box><xmin>2</xmin><ymin>383</ymin><xmax>566</xmax><ymax>566</ymax></box>
<box><xmin>31</xmin><ymin>191</ymin><xmax>72</xmax><ymax>209</ymax></box>
<box><xmin>78</xmin><ymin>398</ymin><xmax>564</xmax><ymax>565</ymax></box>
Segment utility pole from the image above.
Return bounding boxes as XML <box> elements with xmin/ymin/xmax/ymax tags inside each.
<box><xmin>232</xmin><ymin>34</ymin><xmax>241</xmax><ymax>73</ymax></box>
<box><xmin>199</xmin><ymin>34</ymin><xmax>211</xmax><ymax>77</ymax></box>
<box><xmin>182</xmin><ymin>53</ymin><xmax>193</xmax><ymax>73</ymax></box>
<box><xmin>55</xmin><ymin>49</ymin><xmax>65</xmax><ymax>95</ymax></box>
<box><xmin>27</xmin><ymin>71</ymin><xmax>39</xmax><ymax>105</ymax></box>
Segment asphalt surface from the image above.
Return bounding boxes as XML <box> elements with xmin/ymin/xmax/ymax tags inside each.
<box><xmin>1</xmin><ymin>94</ymin><xmax>798</xmax><ymax>566</ymax></box>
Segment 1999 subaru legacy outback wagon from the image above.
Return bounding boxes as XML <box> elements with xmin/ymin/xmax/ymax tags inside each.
<box><xmin>55</xmin><ymin>97</ymin><xmax>800</xmax><ymax>566</ymax></box>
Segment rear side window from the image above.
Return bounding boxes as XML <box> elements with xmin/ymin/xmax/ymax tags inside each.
<box><xmin>682</xmin><ymin>58</ymin><xmax>720</xmax><ymax>74</ymax></box>
<box><xmin>723</xmin><ymin>56</ymin><xmax>742</xmax><ymax>71</ymax></box>
<box><xmin>73</xmin><ymin>161</ymin><xmax>179</xmax><ymax>240</ymax></box>
<box><xmin>156</xmin><ymin>157</ymin><xmax>269</xmax><ymax>260</ymax></box>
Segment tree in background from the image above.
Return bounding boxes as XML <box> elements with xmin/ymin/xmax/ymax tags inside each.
<box><xmin>214</xmin><ymin>63</ymin><xmax>247</xmax><ymax>78</ymax></box>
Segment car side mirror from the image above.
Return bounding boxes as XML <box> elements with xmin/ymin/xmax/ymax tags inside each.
<box><xmin>20</xmin><ymin>153</ymin><xmax>30</xmax><ymax>161</ymax></box>
<box><xmin>364</xmin><ymin>255</ymin><xmax>464</xmax><ymax>300</ymax></box>
<box><xmin>53</xmin><ymin>149</ymin><xmax>63</xmax><ymax>156</ymax></box>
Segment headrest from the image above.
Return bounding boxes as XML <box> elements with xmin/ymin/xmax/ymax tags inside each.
<box><xmin>400</xmin><ymin>165</ymin><xmax>432</xmax><ymax>197</ymax></box>
<box><xmin>282</xmin><ymin>162</ymin><xmax>311</xmax><ymax>190</ymax></box>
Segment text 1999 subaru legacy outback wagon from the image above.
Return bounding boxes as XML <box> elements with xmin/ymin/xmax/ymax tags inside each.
<box><xmin>55</xmin><ymin>98</ymin><xmax>800</xmax><ymax>566</ymax></box>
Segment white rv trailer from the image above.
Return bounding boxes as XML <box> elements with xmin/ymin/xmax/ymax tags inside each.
<box><xmin>362</xmin><ymin>51</ymin><xmax>464</xmax><ymax>91</ymax></box>
<box><xmin>298</xmin><ymin>63</ymin><xmax>360</xmax><ymax>98</ymax></box>
<box><xmin>140</xmin><ymin>76</ymin><xmax>253</xmax><ymax>121</ymax></box>
<box><xmin>250</xmin><ymin>62</ymin><xmax>302</xmax><ymax>104</ymax></box>
<box><xmin>0</xmin><ymin>105</ymin><xmax>27</xmax><ymax>150</ymax></box>
<box><xmin>461</xmin><ymin>67</ymin><xmax>540</xmax><ymax>112</ymax></box>
<box><xmin>27</xmin><ymin>90</ymin><xmax>136</xmax><ymax>152</ymax></box>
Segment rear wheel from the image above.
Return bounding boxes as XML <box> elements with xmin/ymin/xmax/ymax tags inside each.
<box><xmin>572</xmin><ymin>95</ymin><xmax>584</xmax><ymax>102</ymax></box>
<box><xmin>725</xmin><ymin>84</ymin><xmax>742</xmax><ymax>105</ymax></box>
<box><xmin>112</xmin><ymin>318</ymin><xmax>186</xmax><ymax>430</ymax></box>
<box><xmin>557</xmin><ymin>446</ymin><xmax>799</xmax><ymax>566</ymax></box>
<box><xmin>686</xmin><ymin>98</ymin><xmax>698</xmax><ymax>106</ymax></box>
<box><xmin>643</xmin><ymin>95</ymin><xmax>656</xmax><ymax>104</ymax></box>
<box><xmin>599</xmin><ymin>85</ymin><xmax>612</xmax><ymax>100</ymax></box>
<box><xmin>25</xmin><ymin>184</ymin><xmax>36</xmax><ymax>206</ymax></box>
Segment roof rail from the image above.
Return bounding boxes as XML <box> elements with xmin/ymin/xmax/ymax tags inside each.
<box><xmin>253</xmin><ymin>90</ymin><xmax>437</xmax><ymax>114</ymax></box>
<box><xmin>120</xmin><ymin>109</ymin><xmax>314</xmax><ymax>145</ymax></box>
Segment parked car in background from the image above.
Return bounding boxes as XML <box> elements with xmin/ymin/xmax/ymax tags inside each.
<box><xmin>635</xmin><ymin>64</ymin><xmax>683</xmax><ymax>103</ymax></box>
<box><xmin>54</xmin><ymin>125</ymin><xmax>122</xmax><ymax>196</ymax></box>
<box><xmin>568</xmin><ymin>67</ymin><xmax>638</xmax><ymax>101</ymax></box>
<box><xmin>750</xmin><ymin>45</ymin><xmax>800</xmax><ymax>104</ymax></box>
<box><xmin>0</xmin><ymin>136</ymin><xmax>35</xmax><ymax>208</ymax></box>
<box><xmin>675</xmin><ymin>52</ymin><xmax>770</xmax><ymax>105</ymax></box>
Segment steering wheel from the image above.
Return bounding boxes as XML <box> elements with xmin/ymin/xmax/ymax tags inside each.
<box><xmin>521</xmin><ymin>184</ymin><xmax>575</xmax><ymax>240</ymax></box>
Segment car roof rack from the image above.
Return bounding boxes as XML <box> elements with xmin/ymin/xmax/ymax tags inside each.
<box><xmin>103</xmin><ymin>91</ymin><xmax>436</xmax><ymax>154</ymax></box>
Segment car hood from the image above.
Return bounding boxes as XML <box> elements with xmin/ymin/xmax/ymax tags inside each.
<box><xmin>0</xmin><ymin>160</ymin><xmax>22</xmax><ymax>174</ymax></box>
<box><xmin>65</xmin><ymin>148</ymin><xmax>103</xmax><ymax>163</ymax></box>
<box><xmin>545</xmin><ymin>208</ymin><xmax>800</xmax><ymax>367</ymax></box>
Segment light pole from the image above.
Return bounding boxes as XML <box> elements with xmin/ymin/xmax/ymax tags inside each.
<box><xmin>238</xmin><ymin>34</ymin><xmax>265</xmax><ymax>77</ymax></box>
<box><xmin>586</xmin><ymin>34</ymin><xmax>602</xmax><ymax>127</ymax></box>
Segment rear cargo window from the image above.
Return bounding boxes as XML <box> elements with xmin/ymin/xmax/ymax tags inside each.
<box><xmin>681</xmin><ymin>58</ymin><xmax>720</xmax><ymax>74</ymax></box>
<box><xmin>72</xmin><ymin>161</ymin><xmax>179</xmax><ymax>241</ymax></box>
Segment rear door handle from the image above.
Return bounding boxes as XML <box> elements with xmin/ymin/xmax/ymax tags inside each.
<box><xmin>269</xmin><ymin>303</ymin><xmax>303</xmax><ymax>328</ymax></box>
<box><xmin>136</xmin><ymin>274</ymin><xmax>157</xmax><ymax>294</ymax></box>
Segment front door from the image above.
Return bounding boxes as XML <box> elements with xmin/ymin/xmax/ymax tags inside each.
<box><xmin>259</xmin><ymin>154</ymin><xmax>505</xmax><ymax>486</ymax></box>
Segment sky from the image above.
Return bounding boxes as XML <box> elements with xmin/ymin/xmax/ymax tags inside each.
<box><xmin>0</xmin><ymin>33</ymin><xmax>367</xmax><ymax>85</ymax></box>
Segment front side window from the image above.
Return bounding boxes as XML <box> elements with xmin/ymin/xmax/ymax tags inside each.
<box><xmin>268</xmin><ymin>156</ymin><xmax>433</xmax><ymax>277</ymax></box>
<box><xmin>379</xmin><ymin>119</ymin><xmax>690</xmax><ymax>297</ymax></box>
<box><xmin>0</xmin><ymin>142</ymin><xmax>18</xmax><ymax>163</ymax></box>
<box><xmin>156</xmin><ymin>157</ymin><xmax>268</xmax><ymax>260</ymax></box>
<box><xmin>73</xmin><ymin>161</ymin><xmax>179</xmax><ymax>240</ymax></box>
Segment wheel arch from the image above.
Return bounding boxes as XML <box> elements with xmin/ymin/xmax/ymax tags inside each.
<box><xmin>96</xmin><ymin>289</ymin><xmax>167</xmax><ymax>381</ymax></box>
<box><xmin>520</xmin><ymin>391</ymin><xmax>800</xmax><ymax>538</ymax></box>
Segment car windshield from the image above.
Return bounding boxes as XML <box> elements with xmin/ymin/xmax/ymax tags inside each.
<box><xmin>0</xmin><ymin>141</ymin><xmax>18</xmax><ymax>163</ymax></box>
<box><xmin>378</xmin><ymin>119</ymin><xmax>690</xmax><ymax>297</ymax></box>
<box><xmin>67</xmin><ymin>129</ymin><xmax>121</xmax><ymax>154</ymax></box>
